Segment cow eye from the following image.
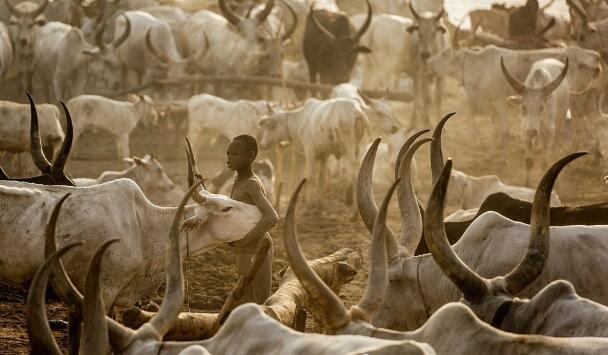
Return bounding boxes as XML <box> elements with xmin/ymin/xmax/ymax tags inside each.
<box><xmin>222</xmin><ymin>206</ymin><xmax>233</xmax><ymax>212</ymax></box>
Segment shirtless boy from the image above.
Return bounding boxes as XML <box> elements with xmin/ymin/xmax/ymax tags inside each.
<box><xmin>226</xmin><ymin>135</ymin><xmax>279</xmax><ymax>303</ymax></box>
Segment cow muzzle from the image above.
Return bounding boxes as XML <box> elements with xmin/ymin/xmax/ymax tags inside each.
<box><xmin>420</xmin><ymin>51</ymin><xmax>431</xmax><ymax>61</ymax></box>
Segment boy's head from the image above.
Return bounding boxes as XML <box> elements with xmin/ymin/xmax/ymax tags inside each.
<box><xmin>227</xmin><ymin>135</ymin><xmax>258</xmax><ymax>171</ymax></box>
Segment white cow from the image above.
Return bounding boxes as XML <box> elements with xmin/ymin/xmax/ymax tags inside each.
<box><xmin>258</xmin><ymin>98</ymin><xmax>369</xmax><ymax>206</ymax></box>
<box><xmin>187</xmin><ymin>93</ymin><xmax>273</xmax><ymax>159</ymax></box>
<box><xmin>0</xmin><ymin>177</ymin><xmax>261</xmax><ymax>310</ymax></box>
<box><xmin>0</xmin><ymin>99</ymin><xmax>63</xmax><ymax>156</ymax></box>
<box><xmin>74</xmin><ymin>154</ymin><xmax>183</xmax><ymax>206</ymax></box>
<box><xmin>140</xmin><ymin>5</ymin><xmax>190</xmax><ymax>55</ymax></box>
<box><xmin>447</xmin><ymin>168</ymin><xmax>562</xmax><ymax>210</ymax></box>
<box><xmin>501</xmin><ymin>57</ymin><xmax>570</xmax><ymax>186</ymax></box>
<box><xmin>66</xmin><ymin>94</ymin><xmax>157</xmax><ymax>159</ymax></box>
<box><xmin>330</xmin><ymin>83</ymin><xmax>399</xmax><ymax>138</ymax></box>
<box><xmin>349</xmin><ymin>14</ymin><xmax>413</xmax><ymax>91</ymax></box>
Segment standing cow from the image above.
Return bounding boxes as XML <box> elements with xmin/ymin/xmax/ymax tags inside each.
<box><xmin>501</xmin><ymin>57</ymin><xmax>569</xmax><ymax>186</ymax></box>
<box><xmin>258</xmin><ymin>98</ymin><xmax>369</xmax><ymax>208</ymax></box>
<box><xmin>5</xmin><ymin>0</ymin><xmax>48</xmax><ymax>92</ymax></box>
<box><xmin>303</xmin><ymin>0</ymin><xmax>372</xmax><ymax>85</ymax></box>
<box><xmin>66</xmin><ymin>94</ymin><xmax>157</xmax><ymax>159</ymax></box>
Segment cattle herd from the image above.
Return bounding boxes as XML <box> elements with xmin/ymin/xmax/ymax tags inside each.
<box><xmin>1</xmin><ymin>0</ymin><xmax>608</xmax><ymax>353</ymax></box>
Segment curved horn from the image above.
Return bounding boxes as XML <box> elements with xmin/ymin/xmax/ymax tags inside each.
<box><xmin>27</xmin><ymin>92</ymin><xmax>52</xmax><ymax>174</ymax></box>
<box><xmin>51</xmin><ymin>102</ymin><xmax>73</xmax><ymax>174</ymax></box>
<box><xmin>503</xmin><ymin>152</ymin><xmax>587</xmax><ymax>294</ymax></box>
<box><xmin>94</xmin><ymin>19</ymin><xmax>108</xmax><ymax>50</ymax></box>
<box><xmin>284</xmin><ymin>179</ymin><xmax>350</xmax><ymax>328</ymax></box>
<box><xmin>112</xmin><ymin>14</ymin><xmax>131</xmax><ymax>49</ymax></box>
<box><xmin>4</xmin><ymin>0</ymin><xmax>26</xmax><ymax>17</ymax></box>
<box><xmin>541</xmin><ymin>0</ymin><xmax>555</xmax><ymax>10</ymax></box>
<box><xmin>310</xmin><ymin>3</ymin><xmax>335</xmax><ymax>41</ymax></box>
<box><xmin>219</xmin><ymin>0</ymin><xmax>243</xmax><ymax>26</ymax></box>
<box><xmin>255</xmin><ymin>0</ymin><xmax>275</xmax><ymax>24</ymax></box>
<box><xmin>83</xmin><ymin>239</ymin><xmax>120</xmax><ymax>355</ymax></box>
<box><xmin>145</xmin><ymin>181</ymin><xmax>204</xmax><ymax>338</ymax></box>
<box><xmin>245</xmin><ymin>2</ymin><xmax>256</xmax><ymax>18</ymax></box>
<box><xmin>394</xmin><ymin>129</ymin><xmax>430</xmax><ymax>180</ymax></box>
<box><xmin>354</xmin><ymin>178</ymin><xmax>400</xmax><ymax>321</ymax></box>
<box><xmin>145</xmin><ymin>29</ymin><xmax>170</xmax><ymax>63</ymax></box>
<box><xmin>30</xmin><ymin>0</ymin><xmax>49</xmax><ymax>19</ymax></box>
<box><xmin>397</xmin><ymin>138</ymin><xmax>433</xmax><ymax>254</ymax></box>
<box><xmin>352</xmin><ymin>0</ymin><xmax>373</xmax><ymax>42</ymax></box>
<box><xmin>280</xmin><ymin>0</ymin><xmax>298</xmax><ymax>42</ymax></box>
<box><xmin>540</xmin><ymin>59</ymin><xmax>569</xmax><ymax>98</ymax></box>
<box><xmin>435</xmin><ymin>7</ymin><xmax>445</xmax><ymax>20</ymax></box>
<box><xmin>185</xmin><ymin>137</ymin><xmax>208</xmax><ymax>204</ymax></box>
<box><xmin>356</xmin><ymin>138</ymin><xmax>400</xmax><ymax>258</ymax></box>
<box><xmin>409</xmin><ymin>1</ymin><xmax>420</xmax><ymax>20</ymax></box>
<box><xmin>26</xmin><ymin>243</ymin><xmax>81</xmax><ymax>355</ymax></box>
<box><xmin>424</xmin><ymin>159</ymin><xmax>489</xmax><ymax>303</ymax></box>
<box><xmin>567</xmin><ymin>0</ymin><xmax>589</xmax><ymax>27</ymax></box>
<box><xmin>569</xmin><ymin>65</ymin><xmax>599</xmax><ymax>95</ymax></box>
<box><xmin>500</xmin><ymin>57</ymin><xmax>527</xmax><ymax>94</ymax></box>
<box><xmin>430</xmin><ymin>112</ymin><xmax>456</xmax><ymax>183</ymax></box>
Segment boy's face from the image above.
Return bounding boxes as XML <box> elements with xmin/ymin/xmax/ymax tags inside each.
<box><xmin>227</xmin><ymin>140</ymin><xmax>254</xmax><ymax>171</ymax></box>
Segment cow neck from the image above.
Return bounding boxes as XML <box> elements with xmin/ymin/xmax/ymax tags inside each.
<box><xmin>283</xmin><ymin>111</ymin><xmax>294</xmax><ymax>142</ymax></box>
<box><xmin>143</xmin><ymin>204</ymin><xmax>198</xmax><ymax>258</ymax></box>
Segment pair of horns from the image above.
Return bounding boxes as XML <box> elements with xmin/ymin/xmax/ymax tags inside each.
<box><xmin>310</xmin><ymin>0</ymin><xmax>372</xmax><ymax>43</ymax></box>
<box><xmin>500</xmin><ymin>57</ymin><xmax>569</xmax><ymax>97</ymax></box>
<box><xmin>95</xmin><ymin>14</ymin><xmax>131</xmax><ymax>51</ymax></box>
<box><xmin>219</xmin><ymin>0</ymin><xmax>274</xmax><ymax>26</ymax></box>
<box><xmin>5</xmin><ymin>0</ymin><xmax>48</xmax><ymax>18</ymax></box>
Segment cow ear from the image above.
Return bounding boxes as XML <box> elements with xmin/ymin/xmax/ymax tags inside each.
<box><xmin>506</xmin><ymin>95</ymin><xmax>523</xmax><ymax>106</ymax></box>
<box><xmin>122</xmin><ymin>157</ymin><xmax>135</xmax><ymax>167</ymax></box>
<box><xmin>259</xmin><ymin>117</ymin><xmax>277</xmax><ymax>128</ymax></box>
<box><xmin>438</xmin><ymin>25</ymin><xmax>447</xmax><ymax>33</ymax></box>
<box><xmin>34</xmin><ymin>16</ymin><xmax>47</xmax><ymax>27</ymax></box>
<box><xmin>406</xmin><ymin>25</ymin><xmax>419</xmax><ymax>34</ymax></box>
<box><xmin>356</xmin><ymin>45</ymin><xmax>371</xmax><ymax>53</ymax></box>
<box><xmin>126</xmin><ymin>94</ymin><xmax>140</xmax><ymax>104</ymax></box>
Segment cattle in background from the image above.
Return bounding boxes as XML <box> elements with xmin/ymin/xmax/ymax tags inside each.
<box><xmin>187</xmin><ymin>93</ymin><xmax>273</xmax><ymax>160</ymax></box>
<box><xmin>140</xmin><ymin>5</ymin><xmax>190</xmax><ymax>55</ymax></box>
<box><xmin>0</xmin><ymin>22</ymin><xmax>13</xmax><ymax>79</ymax></box>
<box><xmin>258</xmin><ymin>98</ymin><xmax>368</xmax><ymax>207</ymax></box>
<box><xmin>501</xmin><ymin>57</ymin><xmax>569</xmax><ymax>185</ymax></box>
<box><xmin>66</xmin><ymin>94</ymin><xmax>157</xmax><ymax>159</ymax></box>
<box><xmin>75</xmin><ymin>154</ymin><xmax>183</xmax><ymax>206</ymax></box>
<box><xmin>447</xmin><ymin>167</ymin><xmax>562</xmax><ymax>210</ymax></box>
<box><xmin>5</xmin><ymin>0</ymin><xmax>48</xmax><ymax>92</ymax></box>
<box><xmin>405</xmin><ymin>2</ymin><xmax>450</xmax><ymax>129</ymax></box>
<box><xmin>568</xmin><ymin>0</ymin><xmax>608</xmax><ymax>62</ymax></box>
<box><xmin>303</xmin><ymin>0</ymin><xmax>372</xmax><ymax>85</ymax></box>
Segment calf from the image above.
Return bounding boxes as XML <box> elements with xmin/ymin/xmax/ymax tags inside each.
<box><xmin>66</xmin><ymin>94</ymin><xmax>157</xmax><ymax>159</ymax></box>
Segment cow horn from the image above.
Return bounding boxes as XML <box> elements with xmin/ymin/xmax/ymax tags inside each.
<box><xmin>26</xmin><ymin>243</ymin><xmax>81</xmax><ymax>355</ymax></box>
<box><xmin>51</xmin><ymin>102</ymin><xmax>73</xmax><ymax>175</ymax></box>
<box><xmin>430</xmin><ymin>112</ymin><xmax>456</xmax><ymax>184</ymax></box>
<box><xmin>500</xmin><ymin>57</ymin><xmax>526</xmax><ymax>94</ymax></box>
<box><xmin>256</xmin><ymin>0</ymin><xmax>275</xmax><ymax>24</ymax></box>
<box><xmin>566</xmin><ymin>0</ymin><xmax>588</xmax><ymax>27</ymax></box>
<box><xmin>112</xmin><ymin>14</ymin><xmax>131</xmax><ymax>49</ymax></box>
<box><xmin>397</xmin><ymin>138</ymin><xmax>432</xmax><ymax>255</ymax></box>
<box><xmin>435</xmin><ymin>7</ymin><xmax>445</xmax><ymax>20</ymax></box>
<box><xmin>353</xmin><ymin>0</ymin><xmax>372</xmax><ymax>42</ymax></box>
<box><xmin>280</xmin><ymin>0</ymin><xmax>298</xmax><ymax>42</ymax></box>
<box><xmin>83</xmin><ymin>239</ymin><xmax>120</xmax><ymax>355</ymax></box>
<box><xmin>356</xmin><ymin>138</ymin><xmax>400</xmax><ymax>259</ymax></box>
<box><xmin>540</xmin><ymin>59</ymin><xmax>569</xmax><ymax>98</ymax></box>
<box><xmin>284</xmin><ymin>179</ymin><xmax>351</xmax><ymax>328</ymax></box>
<box><xmin>185</xmin><ymin>137</ymin><xmax>208</xmax><ymax>203</ymax></box>
<box><xmin>145</xmin><ymin>29</ymin><xmax>170</xmax><ymax>63</ymax></box>
<box><xmin>569</xmin><ymin>66</ymin><xmax>598</xmax><ymax>95</ymax></box>
<box><xmin>310</xmin><ymin>3</ymin><xmax>335</xmax><ymax>41</ymax></box>
<box><xmin>394</xmin><ymin>129</ymin><xmax>430</xmax><ymax>180</ymax></box>
<box><xmin>503</xmin><ymin>152</ymin><xmax>587</xmax><ymax>295</ymax></box>
<box><xmin>409</xmin><ymin>1</ymin><xmax>420</xmax><ymax>20</ymax></box>
<box><xmin>219</xmin><ymin>0</ymin><xmax>243</xmax><ymax>26</ymax></box>
<box><xmin>144</xmin><ymin>181</ymin><xmax>203</xmax><ymax>338</ymax></box>
<box><xmin>424</xmin><ymin>159</ymin><xmax>489</xmax><ymax>302</ymax></box>
<box><xmin>245</xmin><ymin>2</ymin><xmax>256</xmax><ymax>18</ymax></box>
<box><xmin>5</xmin><ymin>0</ymin><xmax>26</xmax><ymax>17</ymax></box>
<box><xmin>453</xmin><ymin>19</ymin><xmax>463</xmax><ymax>49</ymax></box>
<box><xmin>354</xmin><ymin>178</ymin><xmax>400</xmax><ymax>321</ymax></box>
<box><xmin>540</xmin><ymin>0</ymin><xmax>555</xmax><ymax>11</ymax></box>
<box><xmin>27</xmin><ymin>92</ymin><xmax>52</xmax><ymax>175</ymax></box>
<box><xmin>30</xmin><ymin>0</ymin><xmax>49</xmax><ymax>19</ymax></box>
<box><xmin>94</xmin><ymin>20</ymin><xmax>107</xmax><ymax>50</ymax></box>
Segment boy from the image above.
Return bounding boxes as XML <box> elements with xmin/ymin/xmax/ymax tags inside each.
<box><xmin>226</xmin><ymin>134</ymin><xmax>279</xmax><ymax>304</ymax></box>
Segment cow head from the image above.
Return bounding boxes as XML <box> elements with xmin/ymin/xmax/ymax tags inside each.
<box><xmin>358</xmin><ymin>88</ymin><xmax>399</xmax><ymax>135</ymax></box>
<box><xmin>424</xmin><ymin>152</ymin><xmax>586</xmax><ymax>326</ymax></box>
<box><xmin>123</xmin><ymin>154</ymin><xmax>176</xmax><ymax>194</ymax></box>
<box><xmin>501</xmin><ymin>57</ymin><xmax>569</xmax><ymax>139</ymax></box>
<box><xmin>127</xmin><ymin>93</ymin><xmax>158</xmax><ymax>127</ymax></box>
<box><xmin>144</xmin><ymin>27</ymin><xmax>204</xmax><ymax>81</ymax></box>
<box><xmin>309</xmin><ymin>0</ymin><xmax>372</xmax><ymax>84</ymax></box>
<box><xmin>6</xmin><ymin>0</ymin><xmax>47</xmax><ymax>52</ymax></box>
<box><xmin>257</xmin><ymin>110</ymin><xmax>291</xmax><ymax>150</ymax></box>
<box><xmin>88</xmin><ymin>13</ymin><xmax>131</xmax><ymax>91</ymax></box>
<box><xmin>218</xmin><ymin>0</ymin><xmax>297</xmax><ymax>77</ymax></box>
<box><xmin>406</xmin><ymin>3</ymin><xmax>446</xmax><ymax>62</ymax></box>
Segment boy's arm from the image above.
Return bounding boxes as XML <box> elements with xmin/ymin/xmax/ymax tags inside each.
<box><xmin>230</xmin><ymin>180</ymin><xmax>279</xmax><ymax>248</ymax></box>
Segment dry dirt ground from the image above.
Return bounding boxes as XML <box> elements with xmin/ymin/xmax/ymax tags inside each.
<box><xmin>1</xmin><ymin>78</ymin><xmax>607</xmax><ymax>354</ymax></box>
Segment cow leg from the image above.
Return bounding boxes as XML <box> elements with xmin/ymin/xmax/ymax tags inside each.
<box><xmin>420</xmin><ymin>73</ymin><xmax>432</xmax><ymax>128</ymax></box>
<box><xmin>408</xmin><ymin>77</ymin><xmax>421</xmax><ymax>131</ymax></box>
<box><xmin>67</xmin><ymin>310</ymin><xmax>82</xmax><ymax>355</ymax></box>
<box><xmin>115</xmin><ymin>134</ymin><xmax>130</xmax><ymax>160</ymax></box>
<box><xmin>434</xmin><ymin>75</ymin><xmax>444</xmax><ymax>121</ymax></box>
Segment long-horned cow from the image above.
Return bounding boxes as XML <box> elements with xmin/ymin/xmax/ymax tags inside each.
<box><xmin>5</xmin><ymin>0</ymin><xmax>48</xmax><ymax>92</ymax></box>
<box><xmin>303</xmin><ymin>0</ymin><xmax>372</xmax><ymax>85</ymax></box>
<box><xmin>501</xmin><ymin>57</ymin><xmax>570</xmax><ymax>185</ymax></box>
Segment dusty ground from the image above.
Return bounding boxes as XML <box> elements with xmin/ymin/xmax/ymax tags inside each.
<box><xmin>1</xmin><ymin>78</ymin><xmax>607</xmax><ymax>354</ymax></box>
